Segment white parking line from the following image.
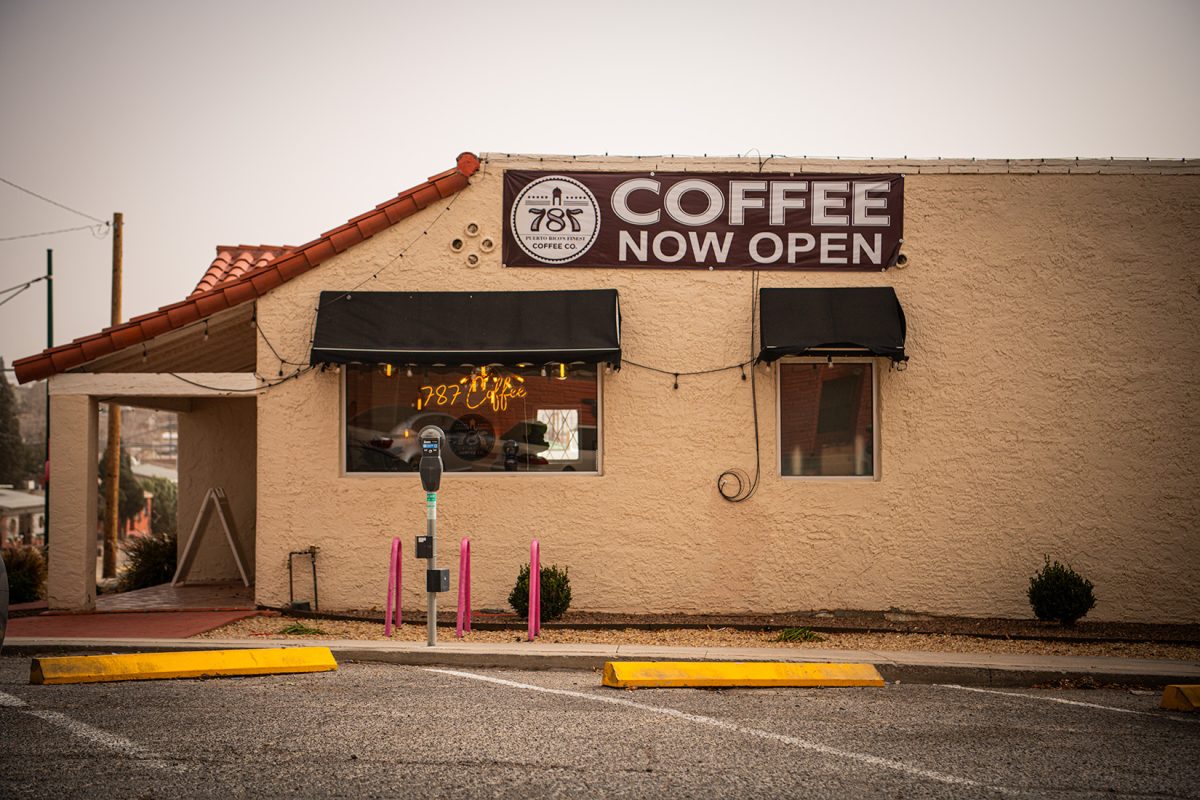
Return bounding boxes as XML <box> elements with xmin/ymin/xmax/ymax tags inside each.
<box><xmin>937</xmin><ymin>684</ymin><xmax>1198</xmax><ymax>723</ymax></box>
<box><xmin>25</xmin><ymin>710</ymin><xmax>185</xmax><ymax>771</ymax></box>
<box><xmin>0</xmin><ymin>689</ymin><xmax>184</xmax><ymax>770</ymax></box>
<box><xmin>426</xmin><ymin>668</ymin><xmax>1018</xmax><ymax>796</ymax></box>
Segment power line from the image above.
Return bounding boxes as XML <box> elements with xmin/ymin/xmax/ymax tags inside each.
<box><xmin>0</xmin><ymin>274</ymin><xmax>49</xmax><ymax>296</ymax></box>
<box><xmin>0</xmin><ymin>176</ymin><xmax>108</xmax><ymax>224</ymax></box>
<box><xmin>0</xmin><ymin>278</ymin><xmax>45</xmax><ymax>308</ymax></box>
<box><xmin>0</xmin><ymin>222</ymin><xmax>110</xmax><ymax>243</ymax></box>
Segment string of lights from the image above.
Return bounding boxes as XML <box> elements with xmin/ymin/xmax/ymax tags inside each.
<box><xmin>305</xmin><ymin>189</ymin><xmax>467</xmax><ymax>353</ymax></box>
<box><xmin>622</xmin><ymin>357</ymin><xmax>752</xmax><ymax>389</ymax></box>
<box><xmin>479</xmin><ymin>153</ymin><xmax>1194</xmax><ymax>175</ymax></box>
<box><xmin>164</xmin><ymin>365</ymin><xmax>314</xmax><ymax>394</ymax></box>
<box><xmin>129</xmin><ymin>303</ymin><xmax>310</xmax><ymax>387</ymax></box>
<box><xmin>254</xmin><ymin>317</ymin><xmax>308</xmax><ymax>371</ymax></box>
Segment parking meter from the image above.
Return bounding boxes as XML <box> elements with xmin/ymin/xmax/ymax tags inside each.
<box><xmin>417</xmin><ymin>426</ymin><xmax>449</xmax><ymax>646</ymax></box>
<box><xmin>418</xmin><ymin>426</ymin><xmax>444</xmax><ymax>493</ymax></box>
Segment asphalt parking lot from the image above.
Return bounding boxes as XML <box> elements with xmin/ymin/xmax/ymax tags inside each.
<box><xmin>0</xmin><ymin>657</ymin><xmax>1196</xmax><ymax>798</ymax></box>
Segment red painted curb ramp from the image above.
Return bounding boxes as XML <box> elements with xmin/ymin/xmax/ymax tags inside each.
<box><xmin>6</xmin><ymin>610</ymin><xmax>262</xmax><ymax>640</ymax></box>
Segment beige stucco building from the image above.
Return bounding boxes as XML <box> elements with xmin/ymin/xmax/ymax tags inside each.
<box><xmin>15</xmin><ymin>153</ymin><xmax>1200</xmax><ymax>623</ymax></box>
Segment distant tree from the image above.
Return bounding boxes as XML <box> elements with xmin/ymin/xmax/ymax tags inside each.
<box><xmin>99</xmin><ymin>448</ymin><xmax>144</xmax><ymax>532</ymax></box>
<box><xmin>140</xmin><ymin>476</ymin><xmax>178</xmax><ymax>536</ymax></box>
<box><xmin>0</xmin><ymin>359</ymin><xmax>24</xmax><ymax>485</ymax></box>
<box><xmin>21</xmin><ymin>439</ymin><xmax>45</xmax><ymax>486</ymax></box>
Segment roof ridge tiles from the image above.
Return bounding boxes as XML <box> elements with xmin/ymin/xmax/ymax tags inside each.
<box><xmin>12</xmin><ymin>152</ymin><xmax>480</xmax><ymax>384</ymax></box>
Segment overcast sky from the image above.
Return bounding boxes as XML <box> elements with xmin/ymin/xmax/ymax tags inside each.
<box><xmin>2</xmin><ymin>0</ymin><xmax>1198</xmax><ymax>370</ymax></box>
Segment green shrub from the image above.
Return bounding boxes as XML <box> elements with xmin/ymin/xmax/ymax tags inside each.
<box><xmin>1028</xmin><ymin>557</ymin><xmax>1096</xmax><ymax>626</ymax></box>
<box><xmin>2</xmin><ymin>545</ymin><xmax>46</xmax><ymax>603</ymax></box>
<box><xmin>117</xmin><ymin>532</ymin><xmax>177</xmax><ymax>592</ymax></box>
<box><xmin>279</xmin><ymin>621</ymin><xmax>324</xmax><ymax>636</ymax></box>
<box><xmin>140</xmin><ymin>476</ymin><xmax>178</xmax><ymax>537</ymax></box>
<box><xmin>508</xmin><ymin>563</ymin><xmax>572</xmax><ymax>621</ymax></box>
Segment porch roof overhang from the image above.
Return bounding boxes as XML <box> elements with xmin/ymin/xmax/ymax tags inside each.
<box><xmin>48</xmin><ymin>372</ymin><xmax>261</xmax><ymax>412</ymax></box>
<box><xmin>13</xmin><ymin>152</ymin><xmax>481</xmax><ymax>384</ymax></box>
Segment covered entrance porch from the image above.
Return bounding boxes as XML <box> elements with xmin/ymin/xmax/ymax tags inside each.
<box><xmin>43</xmin><ymin>302</ymin><xmax>261</xmax><ymax>611</ymax></box>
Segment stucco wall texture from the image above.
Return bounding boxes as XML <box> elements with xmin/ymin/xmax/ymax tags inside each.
<box><xmin>177</xmin><ymin>398</ymin><xmax>256</xmax><ymax>583</ymax></box>
<box><xmin>254</xmin><ymin>156</ymin><xmax>1200</xmax><ymax>623</ymax></box>
<box><xmin>46</xmin><ymin>394</ymin><xmax>98</xmax><ymax>609</ymax></box>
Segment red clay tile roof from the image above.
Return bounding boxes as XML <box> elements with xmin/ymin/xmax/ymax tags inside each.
<box><xmin>191</xmin><ymin>245</ymin><xmax>293</xmax><ymax>297</ymax></box>
<box><xmin>13</xmin><ymin>152</ymin><xmax>481</xmax><ymax>384</ymax></box>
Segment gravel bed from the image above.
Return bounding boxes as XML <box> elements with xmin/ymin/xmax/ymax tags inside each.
<box><xmin>195</xmin><ymin>614</ymin><xmax>1200</xmax><ymax>660</ymax></box>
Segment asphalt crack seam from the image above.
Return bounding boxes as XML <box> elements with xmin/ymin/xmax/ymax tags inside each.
<box><xmin>425</xmin><ymin>668</ymin><xmax>1020</xmax><ymax>796</ymax></box>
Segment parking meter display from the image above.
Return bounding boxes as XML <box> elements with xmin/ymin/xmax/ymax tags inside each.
<box><xmin>419</xmin><ymin>426</ymin><xmax>444</xmax><ymax>493</ymax></box>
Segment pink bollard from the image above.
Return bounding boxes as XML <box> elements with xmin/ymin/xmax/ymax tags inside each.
<box><xmin>528</xmin><ymin>539</ymin><xmax>541</xmax><ymax>641</ymax></box>
<box><xmin>385</xmin><ymin>536</ymin><xmax>402</xmax><ymax>637</ymax></box>
<box><xmin>400</xmin><ymin>542</ymin><xmax>410</xmax><ymax>628</ymax></box>
<box><xmin>464</xmin><ymin>540</ymin><xmax>471</xmax><ymax>632</ymax></box>
<box><xmin>456</xmin><ymin>538</ymin><xmax>471</xmax><ymax>638</ymax></box>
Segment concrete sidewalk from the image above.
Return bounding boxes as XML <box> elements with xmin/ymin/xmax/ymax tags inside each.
<box><xmin>3</xmin><ymin>636</ymin><xmax>1198</xmax><ymax>687</ymax></box>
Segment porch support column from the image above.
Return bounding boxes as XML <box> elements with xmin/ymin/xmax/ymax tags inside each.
<box><xmin>47</xmin><ymin>393</ymin><xmax>98</xmax><ymax>610</ymax></box>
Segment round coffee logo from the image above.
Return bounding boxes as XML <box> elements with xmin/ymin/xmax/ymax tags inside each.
<box><xmin>510</xmin><ymin>175</ymin><xmax>600</xmax><ymax>264</ymax></box>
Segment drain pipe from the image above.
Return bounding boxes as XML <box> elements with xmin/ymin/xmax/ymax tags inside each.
<box><xmin>288</xmin><ymin>546</ymin><xmax>319</xmax><ymax>612</ymax></box>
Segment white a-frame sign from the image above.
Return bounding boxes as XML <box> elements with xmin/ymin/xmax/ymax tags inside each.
<box><xmin>172</xmin><ymin>487</ymin><xmax>252</xmax><ymax>587</ymax></box>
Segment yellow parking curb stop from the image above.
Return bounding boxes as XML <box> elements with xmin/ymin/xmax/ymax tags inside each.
<box><xmin>30</xmin><ymin>647</ymin><xmax>338</xmax><ymax>685</ymax></box>
<box><xmin>1160</xmin><ymin>685</ymin><xmax>1199</xmax><ymax>712</ymax></box>
<box><xmin>602</xmin><ymin>661</ymin><xmax>885</xmax><ymax>689</ymax></box>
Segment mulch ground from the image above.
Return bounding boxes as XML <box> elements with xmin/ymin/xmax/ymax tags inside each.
<box><xmin>267</xmin><ymin>607</ymin><xmax>1200</xmax><ymax>645</ymax></box>
<box><xmin>195</xmin><ymin>613</ymin><xmax>1200</xmax><ymax>661</ymax></box>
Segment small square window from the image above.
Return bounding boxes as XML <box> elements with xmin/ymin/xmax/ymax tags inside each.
<box><xmin>778</xmin><ymin>361</ymin><xmax>877</xmax><ymax>478</ymax></box>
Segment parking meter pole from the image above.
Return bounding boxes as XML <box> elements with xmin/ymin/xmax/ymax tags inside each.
<box><xmin>418</xmin><ymin>425</ymin><xmax>447</xmax><ymax>649</ymax></box>
<box><xmin>426</xmin><ymin>491</ymin><xmax>437</xmax><ymax>647</ymax></box>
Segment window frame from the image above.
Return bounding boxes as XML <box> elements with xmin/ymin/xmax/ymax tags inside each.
<box><xmin>339</xmin><ymin>365</ymin><xmax>604</xmax><ymax>477</ymax></box>
<box><xmin>775</xmin><ymin>356</ymin><xmax>881</xmax><ymax>482</ymax></box>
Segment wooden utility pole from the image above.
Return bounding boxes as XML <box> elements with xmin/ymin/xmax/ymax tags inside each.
<box><xmin>102</xmin><ymin>213</ymin><xmax>123</xmax><ymax>579</ymax></box>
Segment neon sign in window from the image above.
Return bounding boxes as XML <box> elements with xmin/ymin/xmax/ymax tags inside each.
<box><xmin>344</xmin><ymin>365</ymin><xmax>598</xmax><ymax>474</ymax></box>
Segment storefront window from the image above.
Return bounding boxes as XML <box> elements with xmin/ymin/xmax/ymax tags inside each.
<box><xmin>778</xmin><ymin>361</ymin><xmax>876</xmax><ymax>478</ymax></box>
<box><xmin>344</xmin><ymin>365</ymin><xmax>599</xmax><ymax>474</ymax></box>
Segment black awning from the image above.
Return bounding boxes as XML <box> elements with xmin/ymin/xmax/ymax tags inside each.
<box><xmin>310</xmin><ymin>289</ymin><xmax>621</xmax><ymax>367</ymax></box>
<box><xmin>757</xmin><ymin>287</ymin><xmax>907</xmax><ymax>363</ymax></box>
